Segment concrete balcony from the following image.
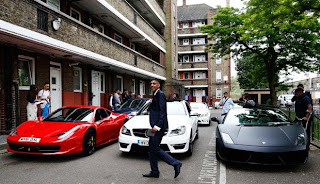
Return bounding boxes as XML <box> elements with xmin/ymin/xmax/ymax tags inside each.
<box><xmin>0</xmin><ymin>0</ymin><xmax>166</xmax><ymax>79</ymax></box>
<box><xmin>178</xmin><ymin>28</ymin><xmax>202</xmax><ymax>35</ymax></box>
<box><xmin>177</xmin><ymin>62</ymin><xmax>208</xmax><ymax>69</ymax></box>
<box><xmin>126</xmin><ymin>0</ymin><xmax>166</xmax><ymax>32</ymax></box>
<box><xmin>180</xmin><ymin>79</ymin><xmax>208</xmax><ymax>86</ymax></box>
<box><xmin>178</xmin><ymin>45</ymin><xmax>206</xmax><ymax>52</ymax></box>
<box><xmin>103</xmin><ymin>0</ymin><xmax>166</xmax><ymax>50</ymax></box>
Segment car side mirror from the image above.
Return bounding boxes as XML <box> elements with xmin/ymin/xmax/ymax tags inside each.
<box><xmin>190</xmin><ymin>111</ymin><xmax>199</xmax><ymax>116</ymax></box>
<box><xmin>38</xmin><ymin>116</ymin><xmax>44</xmax><ymax>121</ymax></box>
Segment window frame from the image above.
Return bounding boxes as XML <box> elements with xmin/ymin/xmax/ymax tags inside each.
<box><xmin>184</xmin><ymin>72</ymin><xmax>189</xmax><ymax>79</ymax></box>
<box><xmin>132</xmin><ymin>79</ymin><xmax>136</xmax><ymax>95</ymax></box>
<box><xmin>100</xmin><ymin>72</ymin><xmax>105</xmax><ymax>93</ymax></box>
<box><xmin>216</xmin><ymin>55</ymin><xmax>222</xmax><ymax>64</ymax></box>
<box><xmin>47</xmin><ymin>0</ymin><xmax>60</xmax><ymax>11</ymax></box>
<box><xmin>216</xmin><ymin>70</ymin><xmax>222</xmax><ymax>82</ymax></box>
<box><xmin>216</xmin><ymin>88</ymin><xmax>222</xmax><ymax>99</ymax></box>
<box><xmin>183</xmin><ymin>39</ymin><xmax>189</xmax><ymax>45</ymax></box>
<box><xmin>183</xmin><ymin>22</ymin><xmax>189</xmax><ymax>28</ymax></box>
<box><xmin>18</xmin><ymin>55</ymin><xmax>35</xmax><ymax>90</ymax></box>
<box><xmin>116</xmin><ymin>75</ymin><xmax>123</xmax><ymax>93</ymax></box>
<box><xmin>73</xmin><ymin>66</ymin><xmax>82</xmax><ymax>93</ymax></box>
<box><xmin>70</xmin><ymin>7</ymin><xmax>81</xmax><ymax>21</ymax></box>
<box><xmin>114</xmin><ymin>33</ymin><xmax>123</xmax><ymax>44</ymax></box>
<box><xmin>183</xmin><ymin>55</ymin><xmax>189</xmax><ymax>63</ymax></box>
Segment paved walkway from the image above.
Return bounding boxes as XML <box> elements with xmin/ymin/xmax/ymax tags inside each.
<box><xmin>0</xmin><ymin>135</ymin><xmax>7</xmax><ymax>145</ymax></box>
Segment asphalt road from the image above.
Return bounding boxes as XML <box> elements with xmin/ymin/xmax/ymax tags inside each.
<box><xmin>1</xmin><ymin>109</ymin><xmax>320</xmax><ymax>184</ymax></box>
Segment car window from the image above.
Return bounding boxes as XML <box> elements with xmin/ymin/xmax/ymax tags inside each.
<box><xmin>167</xmin><ymin>102</ymin><xmax>187</xmax><ymax>115</ymax></box>
<box><xmin>95</xmin><ymin>109</ymin><xmax>110</xmax><ymax>122</ymax></box>
<box><xmin>44</xmin><ymin>108</ymin><xmax>94</xmax><ymax>122</ymax></box>
<box><xmin>224</xmin><ymin>108</ymin><xmax>291</xmax><ymax>126</ymax></box>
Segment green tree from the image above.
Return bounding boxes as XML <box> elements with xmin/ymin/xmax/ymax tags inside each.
<box><xmin>200</xmin><ymin>0</ymin><xmax>320</xmax><ymax>106</ymax></box>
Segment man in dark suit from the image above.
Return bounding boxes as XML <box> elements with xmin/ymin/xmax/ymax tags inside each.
<box><xmin>143</xmin><ymin>79</ymin><xmax>182</xmax><ymax>179</ymax></box>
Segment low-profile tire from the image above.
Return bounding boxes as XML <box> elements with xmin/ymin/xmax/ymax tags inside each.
<box><xmin>82</xmin><ymin>129</ymin><xmax>96</xmax><ymax>156</ymax></box>
<box><xmin>195</xmin><ymin>128</ymin><xmax>199</xmax><ymax>140</ymax></box>
<box><xmin>216</xmin><ymin>138</ymin><xmax>221</xmax><ymax>161</ymax></box>
<box><xmin>208</xmin><ymin>119</ymin><xmax>211</xmax><ymax>126</ymax></box>
<box><xmin>186</xmin><ymin>134</ymin><xmax>193</xmax><ymax>156</ymax></box>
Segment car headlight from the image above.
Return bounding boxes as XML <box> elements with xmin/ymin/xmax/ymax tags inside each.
<box><xmin>9</xmin><ymin>129</ymin><xmax>18</xmax><ymax>136</ymax></box>
<box><xmin>57</xmin><ymin>125</ymin><xmax>81</xmax><ymax>139</ymax></box>
<box><xmin>296</xmin><ymin>133</ymin><xmax>305</xmax><ymax>145</ymax></box>
<box><xmin>169</xmin><ymin>126</ymin><xmax>186</xmax><ymax>136</ymax></box>
<box><xmin>221</xmin><ymin>132</ymin><xmax>234</xmax><ymax>144</ymax></box>
<box><xmin>121</xmin><ymin>126</ymin><xmax>131</xmax><ymax>136</ymax></box>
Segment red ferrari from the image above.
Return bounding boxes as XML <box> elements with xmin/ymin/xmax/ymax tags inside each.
<box><xmin>7</xmin><ymin>105</ymin><xmax>128</xmax><ymax>156</ymax></box>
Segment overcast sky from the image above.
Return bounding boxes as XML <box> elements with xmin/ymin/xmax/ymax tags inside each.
<box><xmin>176</xmin><ymin>0</ymin><xmax>318</xmax><ymax>82</ymax></box>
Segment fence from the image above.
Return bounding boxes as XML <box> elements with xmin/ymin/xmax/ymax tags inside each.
<box><xmin>284</xmin><ymin>107</ymin><xmax>320</xmax><ymax>148</ymax></box>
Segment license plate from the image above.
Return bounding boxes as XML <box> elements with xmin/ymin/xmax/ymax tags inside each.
<box><xmin>19</xmin><ymin>137</ymin><xmax>41</xmax><ymax>143</ymax></box>
<box><xmin>137</xmin><ymin>140</ymin><xmax>149</xmax><ymax>146</ymax></box>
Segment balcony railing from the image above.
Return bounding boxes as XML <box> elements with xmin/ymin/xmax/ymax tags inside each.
<box><xmin>178</xmin><ymin>45</ymin><xmax>206</xmax><ymax>52</ymax></box>
<box><xmin>178</xmin><ymin>28</ymin><xmax>202</xmax><ymax>35</ymax></box>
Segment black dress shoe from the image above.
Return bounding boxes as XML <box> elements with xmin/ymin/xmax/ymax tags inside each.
<box><xmin>142</xmin><ymin>172</ymin><xmax>159</xmax><ymax>178</ymax></box>
<box><xmin>174</xmin><ymin>162</ymin><xmax>182</xmax><ymax>178</ymax></box>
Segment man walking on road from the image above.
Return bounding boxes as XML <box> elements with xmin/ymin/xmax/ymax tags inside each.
<box><xmin>143</xmin><ymin>79</ymin><xmax>182</xmax><ymax>179</ymax></box>
<box><xmin>219</xmin><ymin>92</ymin><xmax>234</xmax><ymax>115</ymax></box>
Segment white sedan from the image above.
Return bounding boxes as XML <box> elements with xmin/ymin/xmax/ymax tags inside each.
<box><xmin>190</xmin><ymin>102</ymin><xmax>211</xmax><ymax>126</ymax></box>
<box><xmin>118</xmin><ymin>100</ymin><xmax>199</xmax><ymax>156</ymax></box>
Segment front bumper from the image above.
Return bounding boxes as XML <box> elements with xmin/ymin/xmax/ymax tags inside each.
<box><xmin>197</xmin><ymin>114</ymin><xmax>210</xmax><ymax>125</ymax></box>
<box><xmin>118</xmin><ymin>133</ymin><xmax>190</xmax><ymax>153</ymax></box>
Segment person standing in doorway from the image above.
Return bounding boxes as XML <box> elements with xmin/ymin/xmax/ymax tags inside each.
<box><xmin>219</xmin><ymin>92</ymin><xmax>234</xmax><ymax>115</ymax></box>
<box><xmin>113</xmin><ymin>89</ymin><xmax>121</xmax><ymax>110</ymax></box>
<box><xmin>38</xmin><ymin>82</ymin><xmax>51</xmax><ymax>117</ymax></box>
<box><xmin>143</xmin><ymin>79</ymin><xmax>182</xmax><ymax>179</ymax></box>
<box><xmin>26</xmin><ymin>85</ymin><xmax>39</xmax><ymax>120</ymax></box>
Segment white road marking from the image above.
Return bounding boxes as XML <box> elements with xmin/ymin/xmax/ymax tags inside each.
<box><xmin>219</xmin><ymin>162</ymin><xmax>226</xmax><ymax>184</ymax></box>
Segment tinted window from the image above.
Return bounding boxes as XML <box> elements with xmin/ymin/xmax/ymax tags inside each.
<box><xmin>95</xmin><ymin>109</ymin><xmax>110</xmax><ymax>121</ymax></box>
<box><xmin>45</xmin><ymin>108</ymin><xmax>94</xmax><ymax>122</ymax></box>
<box><xmin>224</xmin><ymin>108</ymin><xmax>291</xmax><ymax>126</ymax></box>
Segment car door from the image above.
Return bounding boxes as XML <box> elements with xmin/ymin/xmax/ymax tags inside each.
<box><xmin>95</xmin><ymin>108</ymin><xmax>113</xmax><ymax>144</ymax></box>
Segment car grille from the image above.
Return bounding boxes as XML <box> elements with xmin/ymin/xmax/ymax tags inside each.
<box><xmin>132</xmin><ymin>129</ymin><xmax>167</xmax><ymax>138</ymax></box>
<box><xmin>9</xmin><ymin>143</ymin><xmax>60</xmax><ymax>153</ymax></box>
<box><xmin>130</xmin><ymin>144</ymin><xmax>170</xmax><ymax>152</ymax></box>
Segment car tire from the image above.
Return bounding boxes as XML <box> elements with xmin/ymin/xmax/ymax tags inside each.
<box><xmin>216</xmin><ymin>138</ymin><xmax>221</xmax><ymax>161</ymax></box>
<box><xmin>82</xmin><ymin>129</ymin><xmax>96</xmax><ymax>156</ymax></box>
<box><xmin>186</xmin><ymin>134</ymin><xmax>193</xmax><ymax>156</ymax></box>
<box><xmin>195</xmin><ymin>128</ymin><xmax>199</xmax><ymax>140</ymax></box>
<box><xmin>208</xmin><ymin>119</ymin><xmax>211</xmax><ymax>126</ymax></box>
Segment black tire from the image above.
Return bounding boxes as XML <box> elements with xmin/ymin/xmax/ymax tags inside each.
<box><xmin>186</xmin><ymin>134</ymin><xmax>193</xmax><ymax>156</ymax></box>
<box><xmin>216</xmin><ymin>138</ymin><xmax>221</xmax><ymax>161</ymax></box>
<box><xmin>208</xmin><ymin>119</ymin><xmax>211</xmax><ymax>126</ymax></box>
<box><xmin>195</xmin><ymin>128</ymin><xmax>199</xmax><ymax>140</ymax></box>
<box><xmin>82</xmin><ymin>129</ymin><xmax>96</xmax><ymax>156</ymax></box>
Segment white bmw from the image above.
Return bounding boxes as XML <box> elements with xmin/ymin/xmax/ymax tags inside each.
<box><xmin>190</xmin><ymin>102</ymin><xmax>211</xmax><ymax>126</ymax></box>
<box><xmin>118</xmin><ymin>100</ymin><xmax>199</xmax><ymax>156</ymax></box>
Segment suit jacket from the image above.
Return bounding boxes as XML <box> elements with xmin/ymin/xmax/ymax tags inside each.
<box><xmin>149</xmin><ymin>89</ymin><xmax>168</xmax><ymax>131</ymax></box>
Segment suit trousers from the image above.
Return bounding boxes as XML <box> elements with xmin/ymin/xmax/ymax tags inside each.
<box><xmin>148</xmin><ymin>131</ymin><xmax>180</xmax><ymax>175</ymax></box>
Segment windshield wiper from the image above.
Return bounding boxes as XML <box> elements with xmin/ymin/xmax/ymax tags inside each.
<box><xmin>267</xmin><ymin>122</ymin><xmax>291</xmax><ymax>126</ymax></box>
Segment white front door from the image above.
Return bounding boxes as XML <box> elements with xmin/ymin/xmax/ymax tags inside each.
<box><xmin>50</xmin><ymin>62</ymin><xmax>62</xmax><ymax>112</ymax></box>
<box><xmin>140</xmin><ymin>81</ymin><xmax>145</xmax><ymax>98</ymax></box>
<box><xmin>91</xmin><ymin>71</ymin><xmax>105</xmax><ymax>106</ymax></box>
<box><xmin>195</xmin><ymin>89</ymin><xmax>203</xmax><ymax>103</ymax></box>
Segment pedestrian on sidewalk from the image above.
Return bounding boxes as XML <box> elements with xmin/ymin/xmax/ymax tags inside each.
<box><xmin>142</xmin><ymin>79</ymin><xmax>182</xmax><ymax>179</ymax></box>
<box><xmin>37</xmin><ymin>82</ymin><xmax>51</xmax><ymax>117</ymax></box>
<box><xmin>26</xmin><ymin>85</ymin><xmax>39</xmax><ymax>120</ymax></box>
<box><xmin>219</xmin><ymin>92</ymin><xmax>234</xmax><ymax>115</ymax></box>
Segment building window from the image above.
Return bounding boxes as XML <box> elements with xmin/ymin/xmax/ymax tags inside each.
<box><xmin>194</xmin><ymin>72</ymin><xmax>206</xmax><ymax>79</ymax></box>
<box><xmin>116</xmin><ymin>75</ymin><xmax>123</xmax><ymax>93</ymax></box>
<box><xmin>47</xmin><ymin>0</ymin><xmax>60</xmax><ymax>10</ymax></box>
<box><xmin>37</xmin><ymin>9</ymin><xmax>48</xmax><ymax>32</ymax></box>
<box><xmin>73</xmin><ymin>67</ymin><xmax>82</xmax><ymax>92</ymax></box>
<box><xmin>183</xmin><ymin>39</ymin><xmax>189</xmax><ymax>45</ymax></box>
<box><xmin>183</xmin><ymin>22</ymin><xmax>189</xmax><ymax>28</ymax></box>
<box><xmin>193</xmin><ymin>38</ymin><xmax>206</xmax><ymax>45</ymax></box>
<box><xmin>130</xmin><ymin>43</ymin><xmax>135</xmax><ymax>50</ymax></box>
<box><xmin>114</xmin><ymin>34</ymin><xmax>123</xmax><ymax>43</ymax></box>
<box><xmin>18</xmin><ymin>56</ymin><xmax>35</xmax><ymax>90</ymax></box>
<box><xmin>194</xmin><ymin>55</ymin><xmax>206</xmax><ymax>62</ymax></box>
<box><xmin>70</xmin><ymin>7</ymin><xmax>81</xmax><ymax>21</ymax></box>
<box><xmin>183</xmin><ymin>55</ymin><xmax>189</xmax><ymax>63</ymax></box>
<box><xmin>216</xmin><ymin>70</ymin><xmax>222</xmax><ymax>82</ymax></box>
<box><xmin>140</xmin><ymin>81</ymin><xmax>145</xmax><ymax>96</ymax></box>
<box><xmin>132</xmin><ymin>79</ymin><xmax>136</xmax><ymax>94</ymax></box>
<box><xmin>216</xmin><ymin>88</ymin><xmax>222</xmax><ymax>99</ymax></box>
<box><xmin>192</xmin><ymin>21</ymin><xmax>205</xmax><ymax>27</ymax></box>
<box><xmin>184</xmin><ymin>73</ymin><xmax>189</xmax><ymax>79</ymax></box>
<box><xmin>216</xmin><ymin>55</ymin><xmax>222</xmax><ymax>64</ymax></box>
<box><xmin>93</xmin><ymin>24</ymin><xmax>104</xmax><ymax>34</ymax></box>
<box><xmin>133</xmin><ymin>13</ymin><xmax>137</xmax><ymax>25</ymax></box>
<box><xmin>134</xmin><ymin>55</ymin><xmax>137</xmax><ymax>66</ymax></box>
<box><xmin>100</xmin><ymin>72</ymin><xmax>105</xmax><ymax>93</ymax></box>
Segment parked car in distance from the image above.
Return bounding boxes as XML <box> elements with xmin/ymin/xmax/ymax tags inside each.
<box><xmin>119</xmin><ymin>100</ymin><xmax>199</xmax><ymax>156</ymax></box>
<box><xmin>114</xmin><ymin>98</ymin><xmax>151</xmax><ymax>118</ymax></box>
<box><xmin>190</xmin><ymin>102</ymin><xmax>211</xmax><ymax>126</ymax></box>
<box><xmin>7</xmin><ymin>105</ymin><xmax>128</xmax><ymax>156</ymax></box>
<box><xmin>278</xmin><ymin>94</ymin><xmax>294</xmax><ymax>107</ymax></box>
<box><xmin>216</xmin><ymin>107</ymin><xmax>308</xmax><ymax>165</ymax></box>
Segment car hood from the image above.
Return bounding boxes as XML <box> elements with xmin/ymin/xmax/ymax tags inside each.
<box><xmin>192</xmin><ymin>109</ymin><xmax>209</xmax><ymax>114</ymax></box>
<box><xmin>124</xmin><ymin>115</ymin><xmax>189</xmax><ymax>130</ymax></box>
<box><xmin>219</xmin><ymin>124</ymin><xmax>304</xmax><ymax>146</ymax></box>
<box><xmin>16</xmin><ymin>121</ymin><xmax>89</xmax><ymax>138</ymax></box>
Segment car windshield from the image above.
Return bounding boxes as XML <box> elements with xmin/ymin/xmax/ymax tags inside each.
<box><xmin>224</xmin><ymin>108</ymin><xmax>291</xmax><ymax>126</ymax></box>
<box><xmin>44</xmin><ymin>107</ymin><xmax>94</xmax><ymax>122</ymax></box>
<box><xmin>190</xmin><ymin>103</ymin><xmax>207</xmax><ymax>110</ymax></box>
<box><xmin>167</xmin><ymin>102</ymin><xmax>186</xmax><ymax>115</ymax></box>
<box><xmin>119</xmin><ymin>99</ymin><xmax>146</xmax><ymax>109</ymax></box>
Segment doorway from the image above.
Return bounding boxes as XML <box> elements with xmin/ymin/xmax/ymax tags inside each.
<box><xmin>50</xmin><ymin>62</ymin><xmax>62</xmax><ymax>112</ymax></box>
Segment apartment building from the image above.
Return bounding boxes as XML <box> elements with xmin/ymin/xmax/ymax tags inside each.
<box><xmin>0</xmin><ymin>0</ymin><xmax>180</xmax><ymax>134</ymax></box>
<box><xmin>177</xmin><ymin>1</ymin><xmax>231</xmax><ymax>106</ymax></box>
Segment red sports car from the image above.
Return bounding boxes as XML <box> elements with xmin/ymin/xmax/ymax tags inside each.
<box><xmin>7</xmin><ymin>105</ymin><xmax>128</xmax><ymax>156</ymax></box>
